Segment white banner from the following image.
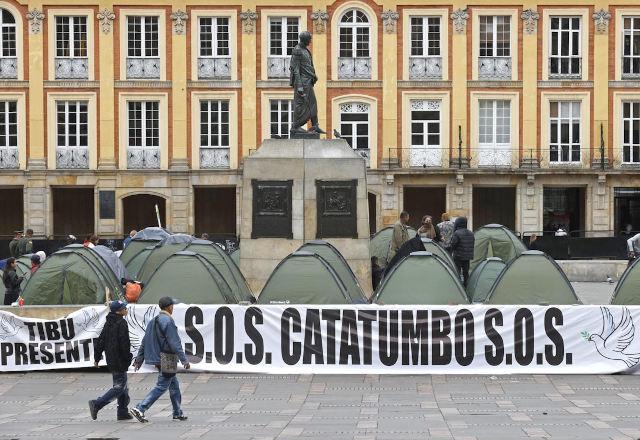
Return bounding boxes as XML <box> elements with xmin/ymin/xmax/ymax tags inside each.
<box><xmin>2</xmin><ymin>304</ymin><xmax>640</xmax><ymax>374</ymax></box>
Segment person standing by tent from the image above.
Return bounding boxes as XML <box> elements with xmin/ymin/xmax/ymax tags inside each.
<box><xmin>8</xmin><ymin>231</ymin><xmax>21</xmax><ymax>257</ymax></box>
<box><xmin>450</xmin><ymin>217</ymin><xmax>475</xmax><ymax>287</ymax></box>
<box><xmin>390</xmin><ymin>211</ymin><xmax>410</xmax><ymax>260</ymax></box>
<box><xmin>627</xmin><ymin>232</ymin><xmax>640</xmax><ymax>266</ymax></box>
<box><xmin>30</xmin><ymin>254</ymin><xmax>41</xmax><ymax>273</ymax></box>
<box><xmin>130</xmin><ymin>297</ymin><xmax>190</xmax><ymax>423</ymax></box>
<box><xmin>528</xmin><ymin>233</ymin><xmax>540</xmax><ymax>251</ymax></box>
<box><xmin>123</xmin><ymin>230</ymin><xmax>137</xmax><ymax>249</ymax></box>
<box><xmin>3</xmin><ymin>257</ymin><xmax>23</xmax><ymax>305</ymax></box>
<box><xmin>417</xmin><ymin>215</ymin><xmax>439</xmax><ymax>241</ymax></box>
<box><xmin>17</xmin><ymin>229</ymin><xmax>33</xmax><ymax>256</ymax></box>
<box><xmin>437</xmin><ymin>213</ymin><xmax>455</xmax><ymax>252</ymax></box>
<box><xmin>89</xmin><ymin>300</ymin><xmax>133</xmax><ymax>421</ymax></box>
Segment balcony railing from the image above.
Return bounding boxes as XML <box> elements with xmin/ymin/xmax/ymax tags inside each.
<box><xmin>198</xmin><ymin>57</ymin><xmax>231</xmax><ymax>80</ymax></box>
<box><xmin>0</xmin><ymin>57</ymin><xmax>17</xmax><ymax>79</ymax></box>
<box><xmin>408</xmin><ymin>56</ymin><xmax>442</xmax><ymax>80</ymax></box>
<box><xmin>55</xmin><ymin>57</ymin><xmax>89</xmax><ymax>80</ymax></box>
<box><xmin>338</xmin><ymin>57</ymin><xmax>371</xmax><ymax>80</ymax></box>
<box><xmin>548</xmin><ymin>57</ymin><xmax>582</xmax><ymax>80</ymax></box>
<box><xmin>127</xmin><ymin>147</ymin><xmax>160</xmax><ymax>169</ymax></box>
<box><xmin>0</xmin><ymin>147</ymin><xmax>18</xmax><ymax>168</ymax></box>
<box><xmin>267</xmin><ymin>56</ymin><xmax>290</xmax><ymax>79</ymax></box>
<box><xmin>56</xmin><ymin>147</ymin><xmax>88</xmax><ymax>169</ymax></box>
<box><xmin>126</xmin><ymin>57</ymin><xmax>161</xmax><ymax>79</ymax></box>
<box><xmin>478</xmin><ymin>56</ymin><xmax>511</xmax><ymax>80</ymax></box>
<box><xmin>200</xmin><ymin>147</ymin><xmax>230</xmax><ymax>168</ymax></box>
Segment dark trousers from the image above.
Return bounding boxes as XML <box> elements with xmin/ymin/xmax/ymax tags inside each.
<box><xmin>455</xmin><ymin>259</ymin><xmax>470</xmax><ymax>287</ymax></box>
<box><xmin>95</xmin><ymin>372</ymin><xmax>130</xmax><ymax>417</ymax></box>
<box><xmin>4</xmin><ymin>292</ymin><xmax>18</xmax><ymax>305</ymax></box>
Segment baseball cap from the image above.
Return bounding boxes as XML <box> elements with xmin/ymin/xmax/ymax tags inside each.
<box><xmin>110</xmin><ymin>300</ymin><xmax>127</xmax><ymax>313</ymax></box>
<box><xmin>30</xmin><ymin>254</ymin><xmax>41</xmax><ymax>264</ymax></box>
<box><xmin>158</xmin><ymin>296</ymin><xmax>177</xmax><ymax>309</ymax></box>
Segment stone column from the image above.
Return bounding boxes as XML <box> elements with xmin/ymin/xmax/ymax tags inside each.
<box><xmin>380</xmin><ymin>3</ymin><xmax>398</xmax><ymax>169</ymax></box>
<box><xmin>450</xmin><ymin>3</ymin><xmax>468</xmax><ymax>163</ymax></box>
<box><xmin>240</xmin><ymin>4</ymin><xmax>258</xmax><ymax>158</ymax></box>
<box><xmin>97</xmin><ymin>3</ymin><xmax>116</xmax><ymax>170</ymax></box>
<box><xmin>170</xmin><ymin>3</ymin><xmax>189</xmax><ymax>171</ymax></box>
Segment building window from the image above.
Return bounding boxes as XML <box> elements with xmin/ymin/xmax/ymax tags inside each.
<box><xmin>0</xmin><ymin>100</ymin><xmax>17</xmax><ymax>168</ymax></box>
<box><xmin>55</xmin><ymin>16</ymin><xmax>88</xmax><ymax>79</ymax></box>
<box><xmin>199</xmin><ymin>100</ymin><xmax>230</xmax><ymax>168</ymax></box>
<box><xmin>623</xmin><ymin>17</ymin><xmax>640</xmax><ymax>78</ymax></box>
<box><xmin>478</xmin><ymin>16</ymin><xmax>511</xmax><ymax>79</ymax></box>
<box><xmin>409</xmin><ymin>17</ymin><xmax>442</xmax><ymax>80</ymax></box>
<box><xmin>338</xmin><ymin>9</ymin><xmax>371</xmax><ymax>79</ymax></box>
<box><xmin>549</xmin><ymin>101</ymin><xmax>581</xmax><ymax>163</ymax></box>
<box><xmin>267</xmin><ymin>17</ymin><xmax>299</xmax><ymax>78</ymax></box>
<box><xmin>478</xmin><ymin>99</ymin><xmax>511</xmax><ymax>166</ymax></box>
<box><xmin>409</xmin><ymin>100</ymin><xmax>441</xmax><ymax>167</ymax></box>
<box><xmin>0</xmin><ymin>9</ymin><xmax>17</xmax><ymax>79</ymax></box>
<box><xmin>127</xmin><ymin>101</ymin><xmax>159</xmax><ymax>168</ymax></box>
<box><xmin>56</xmin><ymin>101</ymin><xmax>88</xmax><ymax>169</ymax></box>
<box><xmin>126</xmin><ymin>16</ymin><xmax>160</xmax><ymax>79</ymax></box>
<box><xmin>340</xmin><ymin>102</ymin><xmax>370</xmax><ymax>164</ymax></box>
<box><xmin>270</xmin><ymin>99</ymin><xmax>293</xmax><ymax>139</ymax></box>
<box><xmin>549</xmin><ymin>17</ymin><xmax>581</xmax><ymax>78</ymax></box>
<box><xmin>623</xmin><ymin>101</ymin><xmax>640</xmax><ymax>163</ymax></box>
<box><xmin>198</xmin><ymin>17</ymin><xmax>231</xmax><ymax>79</ymax></box>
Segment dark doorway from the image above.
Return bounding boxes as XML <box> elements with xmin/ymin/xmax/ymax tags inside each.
<box><xmin>473</xmin><ymin>187</ymin><xmax>516</xmax><ymax>231</ymax></box>
<box><xmin>122</xmin><ymin>194</ymin><xmax>166</xmax><ymax>233</ymax></box>
<box><xmin>402</xmin><ymin>186</ymin><xmax>446</xmax><ymax>229</ymax></box>
<box><xmin>0</xmin><ymin>188</ymin><xmax>23</xmax><ymax>237</ymax></box>
<box><xmin>543</xmin><ymin>187</ymin><xmax>586</xmax><ymax>236</ymax></box>
<box><xmin>368</xmin><ymin>192</ymin><xmax>377</xmax><ymax>235</ymax></box>
<box><xmin>194</xmin><ymin>187</ymin><xmax>236</xmax><ymax>237</ymax></box>
<box><xmin>614</xmin><ymin>187</ymin><xmax>640</xmax><ymax>235</ymax></box>
<box><xmin>53</xmin><ymin>187</ymin><xmax>94</xmax><ymax>237</ymax></box>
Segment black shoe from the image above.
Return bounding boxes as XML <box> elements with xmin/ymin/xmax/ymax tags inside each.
<box><xmin>312</xmin><ymin>126</ymin><xmax>326</xmax><ymax>134</ymax></box>
<box><xmin>88</xmin><ymin>400</ymin><xmax>98</xmax><ymax>420</ymax></box>
<box><xmin>130</xmin><ymin>407</ymin><xmax>148</xmax><ymax>423</ymax></box>
<box><xmin>173</xmin><ymin>415</ymin><xmax>188</xmax><ymax>421</ymax></box>
<box><xmin>118</xmin><ymin>413</ymin><xmax>134</xmax><ymax>421</ymax></box>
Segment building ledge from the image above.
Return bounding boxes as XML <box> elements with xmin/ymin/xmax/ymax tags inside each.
<box><xmin>114</xmin><ymin>80</ymin><xmax>172</xmax><ymax>88</ymax></box>
<box><xmin>397</xmin><ymin>80</ymin><xmax>451</xmax><ymax>88</ymax></box>
<box><xmin>256</xmin><ymin>80</ymin><xmax>289</xmax><ymax>89</ymax></box>
<box><xmin>188</xmin><ymin>80</ymin><xmax>241</xmax><ymax>89</ymax></box>
<box><xmin>44</xmin><ymin>80</ymin><xmax>100</xmax><ymax>88</ymax></box>
<box><xmin>468</xmin><ymin>80</ymin><xmax>522</xmax><ymax>88</ymax></box>
<box><xmin>0</xmin><ymin>80</ymin><xmax>29</xmax><ymax>88</ymax></box>
<box><xmin>538</xmin><ymin>80</ymin><xmax>593</xmax><ymax>88</ymax></box>
<box><xmin>609</xmin><ymin>80</ymin><xmax>640</xmax><ymax>88</ymax></box>
<box><xmin>327</xmin><ymin>80</ymin><xmax>382</xmax><ymax>88</ymax></box>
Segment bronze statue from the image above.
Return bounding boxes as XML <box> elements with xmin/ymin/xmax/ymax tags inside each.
<box><xmin>289</xmin><ymin>31</ymin><xmax>325</xmax><ymax>135</ymax></box>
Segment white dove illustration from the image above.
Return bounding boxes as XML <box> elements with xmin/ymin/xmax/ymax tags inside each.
<box><xmin>588</xmin><ymin>307</ymin><xmax>640</xmax><ymax>368</ymax></box>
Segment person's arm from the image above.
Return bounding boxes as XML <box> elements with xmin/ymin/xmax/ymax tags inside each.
<box><xmin>94</xmin><ymin>325</ymin><xmax>106</xmax><ymax>367</ymax></box>
<box><xmin>133</xmin><ymin>330</ymin><xmax>147</xmax><ymax>370</ymax></box>
<box><xmin>290</xmin><ymin>48</ymin><xmax>303</xmax><ymax>93</ymax></box>
<box><xmin>450</xmin><ymin>232</ymin><xmax>459</xmax><ymax>252</ymax></box>
<box><xmin>627</xmin><ymin>233</ymin><xmax>640</xmax><ymax>254</ymax></box>
<box><xmin>9</xmin><ymin>271</ymin><xmax>22</xmax><ymax>289</ymax></box>
<box><xmin>162</xmin><ymin>319</ymin><xmax>188</xmax><ymax>365</ymax></box>
<box><xmin>25</xmin><ymin>240</ymin><xmax>33</xmax><ymax>254</ymax></box>
<box><xmin>392</xmin><ymin>224</ymin><xmax>403</xmax><ymax>250</ymax></box>
<box><xmin>120</xmin><ymin>320</ymin><xmax>133</xmax><ymax>366</ymax></box>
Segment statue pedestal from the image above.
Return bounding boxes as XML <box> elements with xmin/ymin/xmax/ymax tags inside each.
<box><xmin>290</xmin><ymin>130</ymin><xmax>320</xmax><ymax>140</ymax></box>
<box><xmin>240</xmin><ymin>138</ymin><xmax>372</xmax><ymax>297</ymax></box>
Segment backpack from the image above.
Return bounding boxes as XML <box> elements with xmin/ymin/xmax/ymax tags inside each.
<box><xmin>125</xmin><ymin>282</ymin><xmax>141</xmax><ymax>303</ymax></box>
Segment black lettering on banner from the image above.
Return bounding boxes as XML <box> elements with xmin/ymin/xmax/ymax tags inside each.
<box><xmin>357</xmin><ymin>311</ymin><xmax>376</xmax><ymax>365</ymax></box>
<box><xmin>60</xmin><ymin>318</ymin><xmax>75</xmax><ymax>340</ymax></box>
<box><xmin>65</xmin><ymin>341</ymin><xmax>80</xmax><ymax>362</ymax></box>
<box><xmin>303</xmin><ymin>309</ymin><xmax>324</xmax><ymax>365</ymax></box>
<box><xmin>339</xmin><ymin>309</ymin><xmax>360</xmax><ymax>365</ymax></box>
<box><xmin>80</xmin><ymin>339</ymin><xmax>92</xmax><ymax>360</ymax></box>
<box><xmin>15</xmin><ymin>343</ymin><xmax>27</xmax><ymax>365</ymax></box>
<box><xmin>484</xmin><ymin>308</ymin><xmax>504</xmax><ymax>366</ymax></box>
<box><xmin>54</xmin><ymin>342</ymin><xmax>65</xmax><ymax>363</ymax></box>
<box><xmin>28</xmin><ymin>343</ymin><xmax>40</xmax><ymax>364</ymax></box>
<box><xmin>431</xmin><ymin>310</ymin><xmax>452</xmax><ymax>365</ymax></box>
<box><xmin>281</xmin><ymin>308</ymin><xmax>302</xmax><ymax>365</ymax></box>
<box><xmin>184</xmin><ymin>307</ymin><xmax>205</xmax><ymax>363</ymax></box>
<box><xmin>244</xmin><ymin>307</ymin><xmax>264</xmax><ymax>365</ymax></box>
<box><xmin>25</xmin><ymin>322</ymin><xmax>36</xmax><ymax>341</ymax></box>
<box><xmin>321</xmin><ymin>310</ymin><xmax>340</xmax><ymax>365</ymax></box>
<box><xmin>544</xmin><ymin>307</ymin><xmax>565</xmax><ymax>366</ymax></box>
<box><xmin>401</xmin><ymin>310</ymin><xmax>428</xmax><ymax>365</ymax></box>
<box><xmin>378</xmin><ymin>310</ymin><xmax>398</xmax><ymax>366</ymax></box>
<box><xmin>45</xmin><ymin>322</ymin><xmax>61</xmax><ymax>340</ymax></box>
<box><xmin>40</xmin><ymin>342</ymin><xmax>54</xmax><ymax>364</ymax></box>
<box><xmin>0</xmin><ymin>343</ymin><xmax>13</xmax><ymax>366</ymax></box>
<box><xmin>214</xmin><ymin>307</ymin><xmax>234</xmax><ymax>365</ymax></box>
<box><xmin>454</xmin><ymin>309</ymin><xmax>474</xmax><ymax>366</ymax></box>
<box><xmin>514</xmin><ymin>308</ymin><xmax>535</xmax><ymax>366</ymax></box>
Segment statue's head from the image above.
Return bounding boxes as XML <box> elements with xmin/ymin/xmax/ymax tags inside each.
<box><xmin>299</xmin><ymin>31</ymin><xmax>312</xmax><ymax>46</ymax></box>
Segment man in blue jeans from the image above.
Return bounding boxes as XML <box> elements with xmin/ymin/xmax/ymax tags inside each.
<box><xmin>130</xmin><ymin>297</ymin><xmax>190</xmax><ymax>423</ymax></box>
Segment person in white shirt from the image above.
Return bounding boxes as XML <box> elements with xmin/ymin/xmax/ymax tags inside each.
<box><xmin>627</xmin><ymin>233</ymin><xmax>640</xmax><ymax>266</ymax></box>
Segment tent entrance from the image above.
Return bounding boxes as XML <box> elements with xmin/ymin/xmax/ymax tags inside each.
<box><xmin>368</xmin><ymin>192</ymin><xmax>377</xmax><ymax>235</ymax></box>
<box><xmin>402</xmin><ymin>186</ymin><xmax>446</xmax><ymax>229</ymax></box>
<box><xmin>53</xmin><ymin>187</ymin><xmax>94</xmax><ymax>238</ymax></box>
<box><xmin>473</xmin><ymin>187</ymin><xmax>516</xmax><ymax>231</ymax></box>
<box><xmin>122</xmin><ymin>194</ymin><xmax>166</xmax><ymax>233</ymax></box>
<box><xmin>614</xmin><ymin>187</ymin><xmax>640</xmax><ymax>235</ymax></box>
<box><xmin>194</xmin><ymin>187</ymin><xmax>236</xmax><ymax>238</ymax></box>
<box><xmin>0</xmin><ymin>187</ymin><xmax>23</xmax><ymax>236</ymax></box>
<box><xmin>543</xmin><ymin>187</ymin><xmax>585</xmax><ymax>236</ymax></box>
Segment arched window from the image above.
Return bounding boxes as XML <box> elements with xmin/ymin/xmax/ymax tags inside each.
<box><xmin>338</xmin><ymin>9</ymin><xmax>371</xmax><ymax>79</ymax></box>
<box><xmin>339</xmin><ymin>102</ymin><xmax>370</xmax><ymax>164</ymax></box>
<box><xmin>0</xmin><ymin>8</ymin><xmax>17</xmax><ymax>79</ymax></box>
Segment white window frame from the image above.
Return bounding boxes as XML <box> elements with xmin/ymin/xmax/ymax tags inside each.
<box><xmin>56</xmin><ymin>100</ymin><xmax>88</xmax><ymax>148</ymax></box>
<box><xmin>0</xmin><ymin>99</ymin><xmax>17</xmax><ymax>168</ymax></box>
<box><xmin>339</xmin><ymin>102</ymin><xmax>370</xmax><ymax>151</ymax></box>
<box><xmin>200</xmin><ymin>99</ymin><xmax>229</xmax><ymax>148</ymax></box>
<box><xmin>128</xmin><ymin>101</ymin><xmax>159</xmax><ymax>149</ymax></box>
<box><xmin>479</xmin><ymin>15</ymin><xmax>510</xmax><ymax>57</ymax></box>
<box><xmin>549</xmin><ymin>100</ymin><xmax>581</xmax><ymax>163</ymax></box>
<box><xmin>409</xmin><ymin>99</ymin><xmax>441</xmax><ymax>167</ymax></box>
<box><xmin>198</xmin><ymin>16</ymin><xmax>230</xmax><ymax>58</ymax></box>
<box><xmin>623</xmin><ymin>101</ymin><xmax>640</xmax><ymax>163</ymax></box>
<box><xmin>623</xmin><ymin>17</ymin><xmax>640</xmax><ymax>77</ymax></box>
<box><xmin>479</xmin><ymin>100</ymin><xmax>511</xmax><ymax>147</ymax></box>
<box><xmin>410</xmin><ymin>16</ymin><xmax>440</xmax><ymax>57</ymax></box>
<box><xmin>127</xmin><ymin>15</ymin><xmax>159</xmax><ymax>58</ymax></box>
<box><xmin>338</xmin><ymin>9</ymin><xmax>370</xmax><ymax>59</ymax></box>
<box><xmin>269</xmin><ymin>99</ymin><xmax>293</xmax><ymax>139</ymax></box>
<box><xmin>55</xmin><ymin>16</ymin><xmax>87</xmax><ymax>58</ymax></box>
<box><xmin>0</xmin><ymin>8</ymin><xmax>16</xmax><ymax>58</ymax></box>
<box><xmin>549</xmin><ymin>16</ymin><xmax>582</xmax><ymax>77</ymax></box>
<box><xmin>268</xmin><ymin>17</ymin><xmax>299</xmax><ymax>57</ymax></box>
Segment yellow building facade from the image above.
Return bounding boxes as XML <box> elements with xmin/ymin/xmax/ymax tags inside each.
<box><xmin>0</xmin><ymin>0</ymin><xmax>638</xmax><ymax>240</ymax></box>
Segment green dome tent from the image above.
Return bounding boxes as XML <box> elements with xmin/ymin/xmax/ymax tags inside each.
<box><xmin>230</xmin><ymin>248</ymin><xmax>240</xmax><ymax>266</ymax></box>
<box><xmin>22</xmin><ymin>248</ymin><xmax>123</xmax><ymax>305</ymax></box>
<box><xmin>258</xmin><ymin>251</ymin><xmax>351</xmax><ymax>305</ymax></box>
<box><xmin>466</xmin><ymin>257</ymin><xmax>505</xmax><ymax>303</ymax></box>
<box><xmin>471</xmin><ymin>224</ymin><xmax>527</xmax><ymax>271</ymax></box>
<box><xmin>136</xmin><ymin>234</ymin><xmax>195</xmax><ymax>283</ymax></box>
<box><xmin>298</xmin><ymin>240</ymin><xmax>366</xmax><ymax>303</ymax></box>
<box><xmin>369</xmin><ymin>226</ymin><xmax>417</xmax><ymax>266</ymax></box>
<box><xmin>373</xmin><ymin>252</ymin><xmax>468</xmax><ymax>305</ymax></box>
<box><xmin>15</xmin><ymin>255</ymin><xmax>32</xmax><ymax>277</ymax></box>
<box><xmin>485</xmin><ymin>251</ymin><xmax>580</xmax><ymax>305</ymax></box>
<box><xmin>120</xmin><ymin>227</ymin><xmax>170</xmax><ymax>267</ymax></box>
<box><xmin>420</xmin><ymin>238</ymin><xmax>456</xmax><ymax>271</ymax></box>
<box><xmin>611</xmin><ymin>258</ymin><xmax>640</xmax><ymax>305</ymax></box>
<box><xmin>140</xmin><ymin>251</ymin><xmax>236</xmax><ymax>304</ymax></box>
<box><xmin>125</xmin><ymin>245</ymin><xmax>155</xmax><ymax>280</ymax></box>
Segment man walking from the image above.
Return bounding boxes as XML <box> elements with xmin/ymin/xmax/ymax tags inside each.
<box><xmin>450</xmin><ymin>217</ymin><xmax>475</xmax><ymax>287</ymax></box>
<box><xmin>89</xmin><ymin>300</ymin><xmax>133</xmax><ymax>421</ymax></box>
<box><xmin>130</xmin><ymin>297</ymin><xmax>190</xmax><ymax>423</ymax></box>
<box><xmin>389</xmin><ymin>211</ymin><xmax>410</xmax><ymax>260</ymax></box>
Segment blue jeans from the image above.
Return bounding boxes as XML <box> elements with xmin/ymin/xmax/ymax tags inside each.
<box><xmin>136</xmin><ymin>373</ymin><xmax>182</xmax><ymax>417</ymax></box>
<box><xmin>95</xmin><ymin>372</ymin><xmax>130</xmax><ymax>417</ymax></box>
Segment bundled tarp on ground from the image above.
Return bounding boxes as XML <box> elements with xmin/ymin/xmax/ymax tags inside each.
<box><xmin>258</xmin><ymin>251</ymin><xmax>351</xmax><ymax>305</ymax></box>
<box><xmin>136</xmin><ymin>234</ymin><xmax>195</xmax><ymax>283</ymax></box>
<box><xmin>421</xmin><ymin>238</ymin><xmax>456</xmax><ymax>271</ymax></box>
<box><xmin>298</xmin><ymin>240</ymin><xmax>366</xmax><ymax>303</ymax></box>
<box><xmin>369</xmin><ymin>226</ymin><xmax>417</xmax><ymax>266</ymax></box>
<box><xmin>471</xmin><ymin>224</ymin><xmax>527</xmax><ymax>271</ymax></box>
<box><xmin>485</xmin><ymin>250</ymin><xmax>580</xmax><ymax>305</ymax></box>
<box><xmin>373</xmin><ymin>251</ymin><xmax>468</xmax><ymax>305</ymax></box>
<box><xmin>466</xmin><ymin>257</ymin><xmax>505</xmax><ymax>303</ymax></box>
<box><xmin>120</xmin><ymin>227</ymin><xmax>170</xmax><ymax>267</ymax></box>
<box><xmin>139</xmin><ymin>251</ymin><xmax>236</xmax><ymax>304</ymax></box>
<box><xmin>610</xmin><ymin>258</ymin><xmax>640</xmax><ymax>305</ymax></box>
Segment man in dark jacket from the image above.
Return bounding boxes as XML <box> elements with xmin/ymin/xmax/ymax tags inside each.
<box><xmin>89</xmin><ymin>300</ymin><xmax>133</xmax><ymax>421</ymax></box>
<box><xmin>17</xmin><ymin>229</ymin><xmax>33</xmax><ymax>256</ymax></box>
<box><xmin>8</xmin><ymin>231</ymin><xmax>21</xmax><ymax>258</ymax></box>
<box><xmin>450</xmin><ymin>217</ymin><xmax>475</xmax><ymax>287</ymax></box>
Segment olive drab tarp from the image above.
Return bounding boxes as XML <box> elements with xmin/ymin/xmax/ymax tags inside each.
<box><xmin>132</xmin><ymin>227</ymin><xmax>171</xmax><ymax>241</ymax></box>
<box><xmin>139</xmin><ymin>251</ymin><xmax>236</xmax><ymax>304</ymax></box>
<box><xmin>611</xmin><ymin>258</ymin><xmax>640</xmax><ymax>305</ymax></box>
<box><xmin>420</xmin><ymin>238</ymin><xmax>456</xmax><ymax>271</ymax></box>
<box><xmin>258</xmin><ymin>251</ymin><xmax>351</xmax><ymax>305</ymax></box>
<box><xmin>369</xmin><ymin>226</ymin><xmax>417</xmax><ymax>266</ymax></box>
<box><xmin>125</xmin><ymin>246</ymin><xmax>155</xmax><ymax>280</ymax></box>
<box><xmin>485</xmin><ymin>251</ymin><xmax>580</xmax><ymax>305</ymax></box>
<box><xmin>373</xmin><ymin>251</ymin><xmax>468</xmax><ymax>305</ymax></box>
<box><xmin>466</xmin><ymin>257</ymin><xmax>506</xmax><ymax>303</ymax></box>
<box><xmin>298</xmin><ymin>240</ymin><xmax>366</xmax><ymax>303</ymax></box>
<box><xmin>136</xmin><ymin>234</ymin><xmax>196</xmax><ymax>283</ymax></box>
<box><xmin>471</xmin><ymin>224</ymin><xmax>527</xmax><ymax>271</ymax></box>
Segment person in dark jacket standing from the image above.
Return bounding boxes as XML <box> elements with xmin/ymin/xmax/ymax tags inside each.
<box><xmin>450</xmin><ymin>217</ymin><xmax>475</xmax><ymax>287</ymax></box>
<box><xmin>8</xmin><ymin>231</ymin><xmax>21</xmax><ymax>258</ymax></box>
<box><xmin>17</xmin><ymin>229</ymin><xmax>33</xmax><ymax>256</ymax></box>
<box><xmin>3</xmin><ymin>257</ymin><xmax>23</xmax><ymax>305</ymax></box>
<box><xmin>89</xmin><ymin>300</ymin><xmax>133</xmax><ymax>421</ymax></box>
